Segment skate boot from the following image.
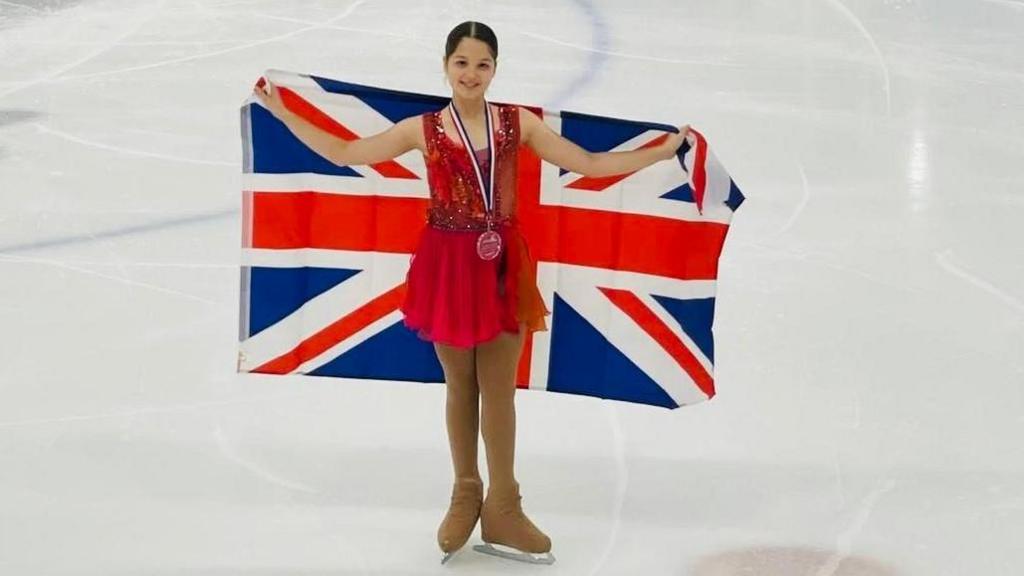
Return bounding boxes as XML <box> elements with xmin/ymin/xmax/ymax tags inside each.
<box><xmin>473</xmin><ymin>481</ymin><xmax>555</xmax><ymax>565</ymax></box>
<box><xmin>438</xmin><ymin>477</ymin><xmax>483</xmax><ymax>564</ymax></box>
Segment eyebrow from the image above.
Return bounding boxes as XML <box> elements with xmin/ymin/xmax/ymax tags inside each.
<box><xmin>452</xmin><ymin>55</ymin><xmax>494</xmax><ymax>63</ymax></box>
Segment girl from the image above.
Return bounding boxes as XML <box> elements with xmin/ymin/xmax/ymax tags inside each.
<box><xmin>253</xmin><ymin>20</ymin><xmax>688</xmax><ymax>565</ymax></box>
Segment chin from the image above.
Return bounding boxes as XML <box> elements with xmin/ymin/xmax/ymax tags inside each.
<box><xmin>457</xmin><ymin>85</ymin><xmax>485</xmax><ymax>98</ymax></box>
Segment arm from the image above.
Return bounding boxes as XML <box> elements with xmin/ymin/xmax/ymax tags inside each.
<box><xmin>519</xmin><ymin>108</ymin><xmax>687</xmax><ymax>178</ymax></box>
<box><xmin>253</xmin><ymin>80</ymin><xmax>422</xmax><ymax>166</ymax></box>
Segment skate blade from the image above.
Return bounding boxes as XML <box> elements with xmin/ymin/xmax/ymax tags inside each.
<box><xmin>472</xmin><ymin>543</ymin><xmax>556</xmax><ymax>565</ymax></box>
<box><xmin>440</xmin><ymin>551</ymin><xmax>455</xmax><ymax>565</ymax></box>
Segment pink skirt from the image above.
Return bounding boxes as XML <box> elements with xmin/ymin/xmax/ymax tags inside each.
<box><xmin>401</xmin><ymin>223</ymin><xmax>549</xmax><ymax>348</ymax></box>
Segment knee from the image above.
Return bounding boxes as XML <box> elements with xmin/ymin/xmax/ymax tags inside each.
<box><xmin>446</xmin><ymin>374</ymin><xmax>480</xmax><ymax>398</ymax></box>
<box><xmin>477</xmin><ymin>374</ymin><xmax>516</xmax><ymax>403</ymax></box>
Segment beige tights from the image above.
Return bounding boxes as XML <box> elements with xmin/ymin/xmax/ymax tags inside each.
<box><xmin>434</xmin><ymin>325</ymin><xmax>526</xmax><ymax>491</ymax></box>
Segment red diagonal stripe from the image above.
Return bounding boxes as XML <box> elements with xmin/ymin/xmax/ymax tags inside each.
<box><xmin>598</xmin><ymin>287</ymin><xmax>715</xmax><ymax>398</ymax></box>
<box><xmin>255</xmin><ymin>283</ymin><xmax>408</xmax><ymax>374</ymax></box>
<box><xmin>251</xmin><ymin>191</ymin><xmax>426</xmax><ymax>252</ymax></box>
<box><xmin>565</xmin><ymin>133</ymin><xmax>669</xmax><ymax>191</ymax></box>
<box><xmin>277</xmin><ymin>85</ymin><xmax>419</xmax><ymax>180</ymax></box>
<box><xmin>690</xmin><ymin>129</ymin><xmax>708</xmax><ymax>213</ymax></box>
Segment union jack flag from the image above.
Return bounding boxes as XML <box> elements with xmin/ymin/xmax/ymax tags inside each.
<box><xmin>238</xmin><ymin>69</ymin><xmax>744</xmax><ymax>409</ymax></box>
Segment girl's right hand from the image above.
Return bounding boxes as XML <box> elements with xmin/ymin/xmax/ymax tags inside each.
<box><xmin>253</xmin><ymin>79</ymin><xmax>287</xmax><ymax>118</ymax></box>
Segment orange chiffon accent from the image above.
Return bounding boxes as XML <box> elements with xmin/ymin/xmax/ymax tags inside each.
<box><xmin>506</xmin><ymin>224</ymin><xmax>549</xmax><ymax>335</ymax></box>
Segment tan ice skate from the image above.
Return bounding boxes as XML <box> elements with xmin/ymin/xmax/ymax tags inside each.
<box><xmin>438</xmin><ymin>477</ymin><xmax>484</xmax><ymax>564</ymax></box>
<box><xmin>473</xmin><ymin>481</ymin><xmax>555</xmax><ymax>565</ymax></box>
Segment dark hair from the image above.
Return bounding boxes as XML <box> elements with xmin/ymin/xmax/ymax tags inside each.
<box><xmin>444</xmin><ymin>21</ymin><xmax>498</xmax><ymax>62</ymax></box>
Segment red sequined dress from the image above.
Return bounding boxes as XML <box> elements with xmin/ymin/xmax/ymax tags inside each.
<box><xmin>400</xmin><ymin>104</ymin><xmax>549</xmax><ymax>347</ymax></box>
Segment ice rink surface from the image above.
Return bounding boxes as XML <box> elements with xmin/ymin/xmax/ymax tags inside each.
<box><xmin>1</xmin><ymin>0</ymin><xmax>1022</xmax><ymax>574</ymax></box>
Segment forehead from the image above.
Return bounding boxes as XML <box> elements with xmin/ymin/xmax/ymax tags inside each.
<box><xmin>450</xmin><ymin>37</ymin><xmax>494</xmax><ymax>60</ymax></box>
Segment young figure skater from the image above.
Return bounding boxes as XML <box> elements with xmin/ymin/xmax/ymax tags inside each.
<box><xmin>253</xmin><ymin>20</ymin><xmax>688</xmax><ymax>565</ymax></box>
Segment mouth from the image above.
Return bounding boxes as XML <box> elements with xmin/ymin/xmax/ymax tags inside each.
<box><xmin>460</xmin><ymin>81</ymin><xmax>480</xmax><ymax>90</ymax></box>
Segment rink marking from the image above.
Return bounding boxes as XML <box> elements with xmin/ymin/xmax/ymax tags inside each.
<box><xmin>0</xmin><ymin>390</ymin><xmax>300</xmax><ymax>429</ymax></box>
<box><xmin>213</xmin><ymin>426</ymin><xmax>320</xmax><ymax>494</ymax></box>
<box><xmin>735</xmin><ymin>241</ymin><xmax>929</xmax><ymax>295</ymax></box>
<box><xmin>541</xmin><ymin>0</ymin><xmax>611</xmax><ymax>110</ymax></box>
<box><xmin>0</xmin><ymin>0</ymin><xmax>44</xmax><ymax>13</ymax></box>
<box><xmin>813</xmin><ymin>479</ymin><xmax>897</xmax><ymax>576</ymax></box>
<box><xmin>33</xmin><ymin>123</ymin><xmax>234</xmax><ymax>166</ymax></box>
<box><xmin>1</xmin><ymin>0</ymin><xmax>371</xmax><ymax>88</ymax></box>
<box><xmin>245</xmin><ymin>13</ymin><xmax>432</xmax><ymax>47</ymax></box>
<box><xmin>820</xmin><ymin>0</ymin><xmax>892</xmax><ymax>115</ymax></box>
<box><xmin>516</xmin><ymin>29</ymin><xmax>747</xmax><ymax>68</ymax></box>
<box><xmin>775</xmin><ymin>160</ymin><xmax>811</xmax><ymax>237</ymax></box>
<box><xmin>0</xmin><ymin>0</ymin><xmax>167</xmax><ymax>101</ymax></box>
<box><xmin>935</xmin><ymin>250</ymin><xmax>1024</xmax><ymax>315</ymax></box>
<box><xmin>0</xmin><ymin>252</ymin><xmax>222</xmax><ymax>306</ymax></box>
<box><xmin>981</xmin><ymin>0</ymin><xmax>1024</xmax><ymax>9</ymax></box>
<box><xmin>0</xmin><ymin>209</ymin><xmax>235</xmax><ymax>254</ymax></box>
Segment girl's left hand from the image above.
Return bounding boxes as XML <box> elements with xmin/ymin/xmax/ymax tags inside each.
<box><xmin>659</xmin><ymin>124</ymin><xmax>690</xmax><ymax>160</ymax></box>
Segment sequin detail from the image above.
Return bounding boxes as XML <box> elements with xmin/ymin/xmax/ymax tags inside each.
<box><xmin>422</xmin><ymin>105</ymin><xmax>520</xmax><ymax>231</ymax></box>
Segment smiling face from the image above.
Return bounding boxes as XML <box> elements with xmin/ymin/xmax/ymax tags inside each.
<box><xmin>444</xmin><ymin>37</ymin><xmax>496</xmax><ymax>100</ymax></box>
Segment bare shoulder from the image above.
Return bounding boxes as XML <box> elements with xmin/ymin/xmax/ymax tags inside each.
<box><xmin>516</xmin><ymin>106</ymin><xmax>544</xmax><ymax>143</ymax></box>
<box><xmin>516</xmin><ymin>106</ymin><xmax>540</xmax><ymax>126</ymax></box>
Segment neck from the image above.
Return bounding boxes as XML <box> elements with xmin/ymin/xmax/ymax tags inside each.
<box><xmin>451</xmin><ymin>95</ymin><xmax>486</xmax><ymax>119</ymax></box>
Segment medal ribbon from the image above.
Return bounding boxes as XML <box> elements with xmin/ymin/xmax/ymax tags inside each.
<box><xmin>448</xmin><ymin>100</ymin><xmax>497</xmax><ymax>221</ymax></box>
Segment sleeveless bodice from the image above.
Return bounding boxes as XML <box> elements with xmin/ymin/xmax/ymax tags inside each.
<box><xmin>421</xmin><ymin>104</ymin><xmax>520</xmax><ymax>231</ymax></box>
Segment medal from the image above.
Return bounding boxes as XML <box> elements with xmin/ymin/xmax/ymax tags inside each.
<box><xmin>475</xmin><ymin>225</ymin><xmax>503</xmax><ymax>261</ymax></box>
<box><xmin>476</xmin><ymin>229</ymin><xmax>502</xmax><ymax>260</ymax></box>
<box><xmin>449</xmin><ymin>100</ymin><xmax>503</xmax><ymax>260</ymax></box>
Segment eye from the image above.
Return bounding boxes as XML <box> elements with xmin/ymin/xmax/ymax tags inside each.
<box><xmin>478</xmin><ymin>63</ymin><xmax>491</xmax><ymax>70</ymax></box>
<box><xmin>455</xmin><ymin>60</ymin><xmax>467</xmax><ymax>67</ymax></box>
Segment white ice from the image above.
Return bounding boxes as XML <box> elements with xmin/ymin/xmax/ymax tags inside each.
<box><xmin>1</xmin><ymin>0</ymin><xmax>1022</xmax><ymax>574</ymax></box>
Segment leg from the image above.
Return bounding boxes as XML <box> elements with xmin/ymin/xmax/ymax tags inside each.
<box><xmin>475</xmin><ymin>326</ymin><xmax>553</xmax><ymax>559</ymax></box>
<box><xmin>433</xmin><ymin>343</ymin><xmax>484</xmax><ymax>559</ymax></box>
<box><xmin>475</xmin><ymin>327</ymin><xmax>525</xmax><ymax>493</ymax></box>
<box><xmin>434</xmin><ymin>342</ymin><xmax>481</xmax><ymax>481</ymax></box>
